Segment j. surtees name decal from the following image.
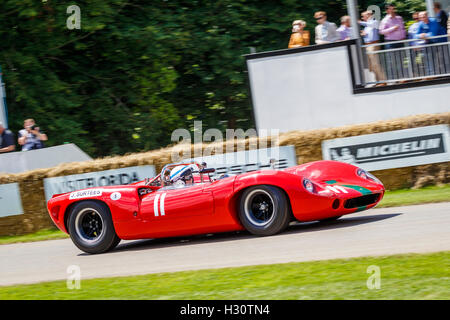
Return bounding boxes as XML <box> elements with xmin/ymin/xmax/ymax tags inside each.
<box><xmin>69</xmin><ymin>189</ymin><xmax>103</xmax><ymax>200</ymax></box>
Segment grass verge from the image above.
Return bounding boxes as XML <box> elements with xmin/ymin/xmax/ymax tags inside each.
<box><xmin>378</xmin><ymin>184</ymin><xmax>450</xmax><ymax>208</ymax></box>
<box><xmin>0</xmin><ymin>251</ymin><xmax>448</xmax><ymax>299</ymax></box>
<box><xmin>0</xmin><ymin>228</ymin><xmax>68</xmax><ymax>245</ymax></box>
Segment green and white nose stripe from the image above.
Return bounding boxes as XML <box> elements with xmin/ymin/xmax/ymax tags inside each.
<box><xmin>340</xmin><ymin>185</ymin><xmax>373</xmax><ymax>195</ymax></box>
<box><xmin>326</xmin><ymin>185</ymin><xmax>348</xmax><ymax>194</ymax></box>
<box><xmin>324</xmin><ymin>181</ymin><xmax>372</xmax><ymax>196</ymax></box>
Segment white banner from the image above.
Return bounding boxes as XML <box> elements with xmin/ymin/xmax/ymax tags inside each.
<box><xmin>0</xmin><ymin>183</ymin><xmax>24</xmax><ymax>218</ymax></box>
<box><xmin>190</xmin><ymin>145</ymin><xmax>297</xmax><ymax>177</ymax></box>
<box><xmin>322</xmin><ymin>125</ymin><xmax>450</xmax><ymax>171</ymax></box>
<box><xmin>43</xmin><ymin>165</ymin><xmax>156</xmax><ymax>201</ymax></box>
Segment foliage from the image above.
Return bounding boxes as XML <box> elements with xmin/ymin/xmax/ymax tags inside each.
<box><xmin>388</xmin><ymin>0</ymin><xmax>427</xmax><ymax>17</ymax></box>
<box><xmin>0</xmin><ymin>0</ymin><xmax>427</xmax><ymax>157</ymax></box>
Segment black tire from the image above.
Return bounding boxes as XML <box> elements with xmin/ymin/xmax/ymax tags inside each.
<box><xmin>68</xmin><ymin>201</ymin><xmax>121</xmax><ymax>254</ymax></box>
<box><xmin>238</xmin><ymin>185</ymin><xmax>290</xmax><ymax>236</ymax></box>
<box><xmin>319</xmin><ymin>215</ymin><xmax>342</xmax><ymax>223</ymax></box>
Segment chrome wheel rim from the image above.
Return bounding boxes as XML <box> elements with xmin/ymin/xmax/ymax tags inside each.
<box><xmin>244</xmin><ymin>189</ymin><xmax>276</xmax><ymax>227</ymax></box>
<box><xmin>74</xmin><ymin>208</ymin><xmax>105</xmax><ymax>243</ymax></box>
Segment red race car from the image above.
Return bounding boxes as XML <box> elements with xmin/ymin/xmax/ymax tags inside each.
<box><xmin>47</xmin><ymin>160</ymin><xmax>385</xmax><ymax>254</ymax></box>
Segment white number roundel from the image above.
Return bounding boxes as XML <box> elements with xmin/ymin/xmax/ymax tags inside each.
<box><xmin>110</xmin><ymin>192</ymin><xmax>122</xmax><ymax>201</ymax></box>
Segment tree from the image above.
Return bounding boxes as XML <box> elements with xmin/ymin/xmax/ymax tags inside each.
<box><xmin>6</xmin><ymin>0</ymin><xmax>410</xmax><ymax>158</ymax></box>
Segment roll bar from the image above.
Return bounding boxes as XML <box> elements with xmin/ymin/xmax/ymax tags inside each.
<box><xmin>145</xmin><ymin>161</ymin><xmax>215</xmax><ymax>187</ymax></box>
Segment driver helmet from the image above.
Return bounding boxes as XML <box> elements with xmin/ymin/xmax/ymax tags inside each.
<box><xmin>170</xmin><ymin>165</ymin><xmax>194</xmax><ymax>186</ymax></box>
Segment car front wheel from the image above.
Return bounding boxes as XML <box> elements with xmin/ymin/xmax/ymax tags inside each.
<box><xmin>68</xmin><ymin>200</ymin><xmax>120</xmax><ymax>254</ymax></box>
<box><xmin>238</xmin><ymin>185</ymin><xmax>291</xmax><ymax>236</ymax></box>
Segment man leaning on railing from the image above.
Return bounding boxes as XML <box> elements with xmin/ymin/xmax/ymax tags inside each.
<box><xmin>314</xmin><ymin>11</ymin><xmax>340</xmax><ymax>44</ymax></box>
<box><xmin>415</xmin><ymin>11</ymin><xmax>447</xmax><ymax>44</ymax></box>
<box><xmin>408</xmin><ymin>12</ymin><xmax>422</xmax><ymax>46</ymax></box>
<box><xmin>379</xmin><ymin>4</ymin><xmax>406</xmax><ymax>48</ymax></box>
<box><xmin>379</xmin><ymin>4</ymin><xmax>406</xmax><ymax>82</ymax></box>
<box><xmin>414</xmin><ymin>11</ymin><xmax>449</xmax><ymax>77</ymax></box>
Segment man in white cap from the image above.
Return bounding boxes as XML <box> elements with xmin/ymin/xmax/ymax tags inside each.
<box><xmin>0</xmin><ymin>122</ymin><xmax>15</xmax><ymax>153</ymax></box>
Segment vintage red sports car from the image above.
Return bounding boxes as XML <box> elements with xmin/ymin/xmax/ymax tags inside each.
<box><xmin>47</xmin><ymin>160</ymin><xmax>385</xmax><ymax>254</ymax></box>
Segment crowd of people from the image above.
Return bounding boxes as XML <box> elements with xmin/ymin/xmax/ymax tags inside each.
<box><xmin>288</xmin><ymin>3</ymin><xmax>449</xmax><ymax>84</ymax></box>
<box><xmin>288</xmin><ymin>3</ymin><xmax>449</xmax><ymax>48</ymax></box>
<box><xmin>0</xmin><ymin>118</ymin><xmax>48</xmax><ymax>154</ymax></box>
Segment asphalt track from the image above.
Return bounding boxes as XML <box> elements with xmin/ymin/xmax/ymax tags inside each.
<box><xmin>1</xmin><ymin>202</ymin><xmax>449</xmax><ymax>286</ymax></box>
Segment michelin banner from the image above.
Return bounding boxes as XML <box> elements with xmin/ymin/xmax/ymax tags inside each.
<box><xmin>322</xmin><ymin>125</ymin><xmax>450</xmax><ymax>171</ymax></box>
<box><xmin>0</xmin><ymin>183</ymin><xmax>24</xmax><ymax>218</ymax></box>
<box><xmin>43</xmin><ymin>165</ymin><xmax>156</xmax><ymax>201</ymax></box>
<box><xmin>190</xmin><ymin>145</ymin><xmax>297</xmax><ymax>177</ymax></box>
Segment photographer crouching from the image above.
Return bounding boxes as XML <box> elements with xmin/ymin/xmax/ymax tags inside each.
<box><xmin>18</xmin><ymin>118</ymin><xmax>48</xmax><ymax>151</ymax></box>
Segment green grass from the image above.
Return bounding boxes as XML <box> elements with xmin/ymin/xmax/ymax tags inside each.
<box><xmin>0</xmin><ymin>228</ymin><xmax>68</xmax><ymax>245</ymax></box>
<box><xmin>378</xmin><ymin>184</ymin><xmax>450</xmax><ymax>208</ymax></box>
<box><xmin>0</xmin><ymin>184</ymin><xmax>448</xmax><ymax>245</ymax></box>
<box><xmin>0</xmin><ymin>251</ymin><xmax>448</xmax><ymax>300</ymax></box>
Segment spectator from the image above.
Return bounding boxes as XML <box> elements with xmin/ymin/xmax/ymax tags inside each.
<box><xmin>379</xmin><ymin>4</ymin><xmax>407</xmax><ymax>80</ymax></box>
<box><xmin>408</xmin><ymin>13</ymin><xmax>423</xmax><ymax>78</ymax></box>
<box><xmin>415</xmin><ymin>11</ymin><xmax>447</xmax><ymax>43</ymax></box>
<box><xmin>360</xmin><ymin>10</ymin><xmax>380</xmax><ymax>44</ymax></box>
<box><xmin>288</xmin><ymin>20</ymin><xmax>310</xmax><ymax>48</ymax></box>
<box><xmin>408</xmin><ymin>12</ymin><xmax>422</xmax><ymax>44</ymax></box>
<box><xmin>415</xmin><ymin>11</ymin><xmax>448</xmax><ymax>76</ymax></box>
<box><xmin>434</xmin><ymin>2</ymin><xmax>448</xmax><ymax>34</ymax></box>
<box><xmin>379</xmin><ymin>4</ymin><xmax>406</xmax><ymax>48</ymax></box>
<box><xmin>337</xmin><ymin>15</ymin><xmax>352</xmax><ymax>40</ymax></box>
<box><xmin>314</xmin><ymin>11</ymin><xmax>339</xmax><ymax>44</ymax></box>
<box><xmin>18</xmin><ymin>118</ymin><xmax>48</xmax><ymax>151</ymax></box>
<box><xmin>360</xmin><ymin>10</ymin><xmax>386</xmax><ymax>85</ymax></box>
<box><xmin>0</xmin><ymin>122</ymin><xmax>15</xmax><ymax>153</ymax></box>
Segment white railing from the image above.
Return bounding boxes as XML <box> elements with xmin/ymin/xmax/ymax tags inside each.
<box><xmin>361</xmin><ymin>34</ymin><xmax>450</xmax><ymax>85</ymax></box>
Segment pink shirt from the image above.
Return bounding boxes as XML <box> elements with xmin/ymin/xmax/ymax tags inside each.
<box><xmin>379</xmin><ymin>15</ymin><xmax>406</xmax><ymax>40</ymax></box>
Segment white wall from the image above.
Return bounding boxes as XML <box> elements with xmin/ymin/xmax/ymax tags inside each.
<box><xmin>247</xmin><ymin>45</ymin><xmax>450</xmax><ymax>133</ymax></box>
<box><xmin>0</xmin><ymin>144</ymin><xmax>92</xmax><ymax>174</ymax></box>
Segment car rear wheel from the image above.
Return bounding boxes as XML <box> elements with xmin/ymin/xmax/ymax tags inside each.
<box><xmin>238</xmin><ymin>185</ymin><xmax>290</xmax><ymax>236</ymax></box>
<box><xmin>68</xmin><ymin>201</ymin><xmax>120</xmax><ymax>254</ymax></box>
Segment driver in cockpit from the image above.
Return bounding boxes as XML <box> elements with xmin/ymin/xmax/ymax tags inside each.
<box><xmin>169</xmin><ymin>165</ymin><xmax>195</xmax><ymax>187</ymax></box>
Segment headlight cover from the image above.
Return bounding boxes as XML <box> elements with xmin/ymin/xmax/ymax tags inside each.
<box><xmin>303</xmin><ymin>178</ymin><xmax>316</xmax><ymax>193</ymax></box>
<box><xmin>356</xmin><ymin>168</ymin><xmax>382</xmax><ymax>184</ymax></box>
